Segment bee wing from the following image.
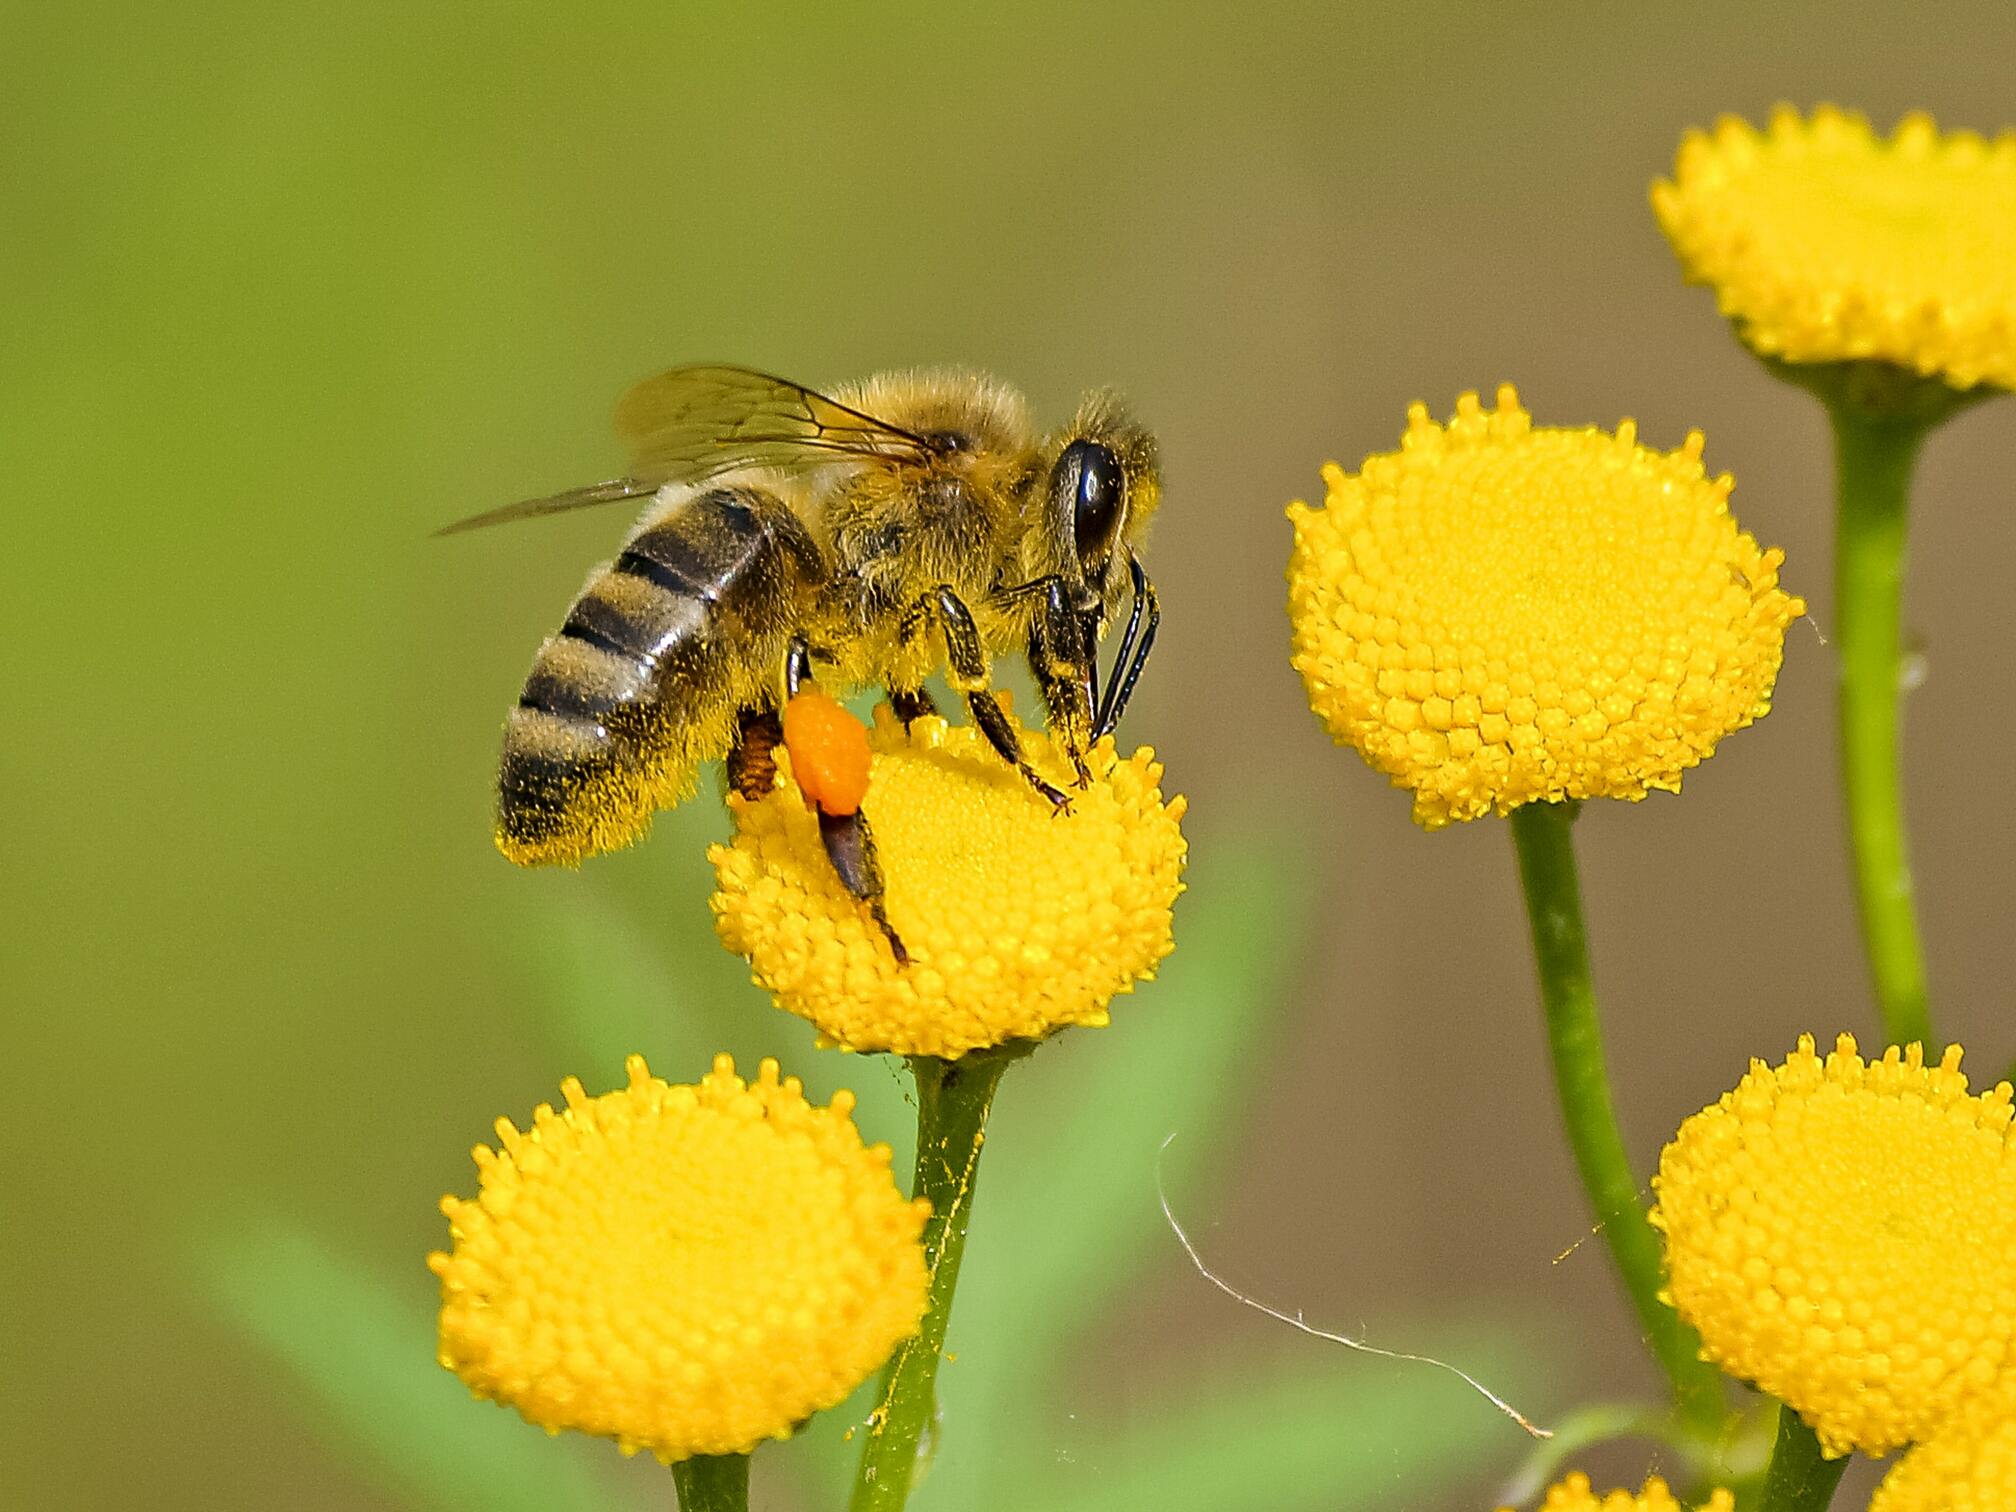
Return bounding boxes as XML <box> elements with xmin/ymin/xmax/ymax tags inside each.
<box><xmin>614</xmin><ymin>363</ymin><xmax>939</xmax><ymax>480</ymax></box>
<box><xmin>436</xmin><ymin>366</ymin><xmax>938</xmax><ymax>537</ymax></box>
<box><xmin>433</xmin><ymin>477</ymin><xmax>662</xmax><ymax>537</ymax></box>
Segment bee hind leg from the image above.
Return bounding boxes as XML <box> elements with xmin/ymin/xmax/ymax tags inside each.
<box><xmin>725</xmin><ymin>705</ymin><xmax>784</xmax><ymax>799</ymax></box>
<box><xmin>775</xmin><ymin>634</ymin><xmax>909</xmax><ymax>964</ymax></box>
<box><xmin>819</xmin><ymin>809</ymin><xmax>908</xmax><ymax>965</ymax></box>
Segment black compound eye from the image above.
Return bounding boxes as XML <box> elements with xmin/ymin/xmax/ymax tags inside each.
<box><xmin>1060</xmin><ymin>439</ymin><xmax>1125</xmax><ymax>566</ymax></box>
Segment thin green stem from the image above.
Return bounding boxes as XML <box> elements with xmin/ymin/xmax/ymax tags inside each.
<box><xmin>1831</xmin><ymin>403</ymin><xmax>1937</xmax><ymax>1051</ymax></box>
<box><xmin>1758</xmin><ymin>355</ymin><xmax>1995</xmax><ymax>1044</ymax></box>
<box><xmin>1755</xmin><ymin>1407</ymin><xmax>1845</xmax><ymax>1512</ymax></box>
<box><xmin>671</xmin><ymin>1453</ymin><xmax>749</xmax><ymax>1512</ymax></box>
<box><xmin>1509</xmin><ymin>802</ymin><xmax>1725</xmax><ymax>1432</ymax></box>
<box><xmin>850</xmin><ymin>1043</ymin><xmax>1027</xmax><ymax>1512</ymax></box>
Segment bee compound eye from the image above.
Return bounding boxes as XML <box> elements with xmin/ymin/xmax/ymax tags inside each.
<box><xmin>1062</xmin><ymin>439</ymin><xmax>1125</xmax><ymax>566</ymax></box>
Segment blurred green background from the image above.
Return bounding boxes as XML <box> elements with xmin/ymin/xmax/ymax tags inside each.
<box><xmin>7</xmin><ymin>3</ymin><xmax>2014</xmax><ymax>1507</ymax></box>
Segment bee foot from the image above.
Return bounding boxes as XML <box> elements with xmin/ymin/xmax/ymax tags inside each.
<box><xmin>889</xmin><ymin>689</ymin><xmax>939</xmax><ymax>731</ymax></box>
<box><xmin>875</xmin><ymin>912</ymin><xmax>911</xmax><ymax>966</ymax></box>
<box><xmin>1046</xmin><ymin>788</ymin><xmax>1075</xmax><ymax>818</ymax></box>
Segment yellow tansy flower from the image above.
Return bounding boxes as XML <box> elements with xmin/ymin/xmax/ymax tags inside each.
<box><xmin>1286</xmin><ymin>387</ymin><xmax>1802</xmax><ymax>827</ymax></box>
<box><xmin>1870</xmin><ymin>1375</ymin><xmax>2016</xmax><ymax>1512</ymax></box>
<box><xmin>1498</xmin><ymin>1472</ymin><xmax>1735</xmax><ymax>1512</ymax></box>
<box><xmin>1654</xmin><ymin>105</ymin><xmax>2016</xmax><ymax>392</ymax></box>
<box><xmin>430</xmin><ymin>1054</ymin><xmax>929</xmax><ymax>1461</ymax></box>
<box><xmin>710</xmin><ymin>705</ymin><xmax>1186</xmax><ymax>1060</ymax></box>
<box><xmin>1651</xmin><ymin>1033</ymin><xmax>2016</xmax><ymax>1457</ymax></box>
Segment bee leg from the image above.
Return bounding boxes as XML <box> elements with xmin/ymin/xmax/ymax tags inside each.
<box><xmin>1025</xmin><ymin>579</ymin><xmax>1094</xmax><ymax>787</ymax></box>
<box><xmin>775</xmin><ymin>638</ymin><xmax>908</xmax><ymax>963</ymax></box>
<box><xmin>819</xmin><ymin>809</ymin><xmax>908</xmax><ymax>965</ymax></box>
<box><xmin>725</xmin><ymin>705</ymin><xmax>783</xmax><ymax>799</ymax></box>
<box><xmin>784</xmin><ymin>634</ymin><xmax>814</xmax><ymax>697</ymax></box>
<box><xmin>1093</xmin><ymin>554</ymin><xmax>1159</xmax><ymax>740</ymax></box>
<box><xmin>890</xmin><ymin>687</ymin><xmax>938</xmax><ymax>728</ymax></box>
<box><xmin>967</xmin><ymin>690</ymin><xmax>1072</xmax><ymax>811</ymax></box>
<box><xmin>921</xmin><ymin>584</ymin><xmax>1073</xmax><ymax>812</ymax></box>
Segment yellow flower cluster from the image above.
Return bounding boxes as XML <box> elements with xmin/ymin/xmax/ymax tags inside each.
<box><xmin>430</xmin><ymin>1055</ymin><xmax>929</xmax><ymax>1462</ymax></box>
<box><xmin>1654</xmin><ymin>105</ymin><xmax>2016</xmax><ymax>391</ymax></box>
<box><xmin>1652</xmin><ymin>1034</ymin><xmax>2016</xmax><ymax>1456</ymax></box>
<box><xmin>1498</xmin><ymin>1471</ymin><xmax>1734</xmax><ymax>1512</ymax></box>
<box><xmin>1286</xmin><ymin>387</ymin><xmax>1802</xmax><ymax>826</ymax></box>
<box><xmin>1870</xmin><ymin>1375</ymin><xmax>2016</xmax><ymax>1512</ymax></box>
<box><xmin>711</xmin><ymin>706</ymin><xmax>1187</xmax><ymax>1059</ymax></box>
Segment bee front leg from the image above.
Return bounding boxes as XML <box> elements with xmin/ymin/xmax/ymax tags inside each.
<box><xmin>1023</xmin><ymin>578</ymin><xmax>1094</xmax><ymax>787</ymax></box>
<box><xmin>916</xmin><ymin>585</ymin><xmax>1073</xmax><ymax>812</ymax></box>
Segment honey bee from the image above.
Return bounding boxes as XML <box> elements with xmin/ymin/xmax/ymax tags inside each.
<box><xmin>444</xmin><ymin>365</ymin><xmax>1161</xmax><ymax>955</ymax></box>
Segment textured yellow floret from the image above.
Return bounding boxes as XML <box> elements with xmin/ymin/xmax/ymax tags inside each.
<box><xmin>1286</xmin><ymin>387</ymin><xmax>1802</xmax><ymax>827</ymax></box>
<box><xmin>430</xmin><ymin>1054</ymin><xmax>929</xmax><ymax>1462</ymax></box>
<box><xmin>1497</xmin><ymin>1471</ymin><xmax>1735</xmax><ymax>1512</ymax></box>
<box><xmin>1652</xmin><ymin>1033</ymin><xmax>2016</xmax><ymax>1457</ymax></box>
<box><xmin>1655</xmin><ymin>105</ymin><xmax>2016</xmax><ymax>391</ymax></box>
<box><xmin>1870</xmin><ymin>1375</ymin><xmax>2016</xmax><ymax>1512</ymax></box>
<box><xmin>711</xmin><ymin>705</ymin><xmax>1186</xmax><ymax>1059</ymax></box>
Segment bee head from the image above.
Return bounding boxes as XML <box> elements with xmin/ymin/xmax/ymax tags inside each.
<box><xmin>1045</xmin><ymin>393</ymin><xmax>1160</xmax><ymax>614</ymax></box>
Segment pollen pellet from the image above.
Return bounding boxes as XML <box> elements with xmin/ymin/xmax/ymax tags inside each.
<box><xmin>780</xmin><ymin>687</ymin><xmax>873</xmax><ymax>816</ymax></box>
<box><xmin>712</xmin><ymin>706</ymin><xmax>1185</xmax><ymax>1059</ymax></box>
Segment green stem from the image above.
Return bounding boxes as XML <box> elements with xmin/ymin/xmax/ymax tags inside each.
<box><xmin>1831</xmin><ymin>403</ymin><xmax>1937</xmax><ymax>1051</ymax></box>
<box><xmin>1509</xmin><ymin>802</ymin><xmax>1725</xmax><ymax>1432</ymax></box>
<box><xmin>1755</xmin><ymin>1406</ymin><xmax>1845</xmax><ymax>1512</ymax></box>
<box><xmin>850</xmin><ymin>1043</ymin><xmax>1027</xmax><ymax>1512</ymax></box>
<box><xmin>671</xmin><ymin>1453</ymin><xmax>749</xmax><ymax>1512</ymax></box>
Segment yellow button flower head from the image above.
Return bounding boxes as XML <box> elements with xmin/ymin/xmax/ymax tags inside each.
<box><xmin>1655</xmin><ymin>106</ymin><xmax>2016</xmax><ymax>392</ymax></box>
<box><xmin>1870</xmin><ymin>1374</ymin><xmax>2016</xmax><ymax>1512</ymax></box>
<box><xmin>712</xmin><ymin>706</ymin><xmax>1185</xmax><ymax>1059</ymax></box>
<box><xmin>430</xmin><ymin>1054</ymin><xmax>929</xmax><ymax>1462</ymax></box>
<box><xmin>1286</xmin><ymin>387</ymin><xmax>1802</xmax><ymax>827</ymax></box>
<box><xmin>1651</xmin><ymin>1033</ymin><xmax>2016</xmax><ymax>1457</ymax></box>
<box><xmin>1498</xmin><ymin>1472</ymin><xmax>1735</xmax><ymax>1512</ymax></box>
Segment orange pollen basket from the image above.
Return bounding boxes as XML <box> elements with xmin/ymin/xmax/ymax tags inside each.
<box><xmin>780</xmin><ymin>687</ymin><xmax>873</xmax><ymax>815</ymax></box>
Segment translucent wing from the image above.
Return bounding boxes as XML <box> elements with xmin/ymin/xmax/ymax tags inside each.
<box><xmin>433</xmin><ymin>478</ymin><xmax>661</xmax><ymax>537</ymax></box>
<box><xmin>437</xmin><ymin>365</ymin><xmax>938</xmax><ymax>536</ymax></box>
<box><xmin>614</xmin><ymin>363</ymin><xmax>937</xmax><ymax>481</ymax></box>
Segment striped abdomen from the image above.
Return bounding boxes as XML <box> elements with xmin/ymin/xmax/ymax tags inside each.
<box><xmin>498</xmin><ymin>484</ymin><xmax>822</xmax><ymax>864</ymax></box>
